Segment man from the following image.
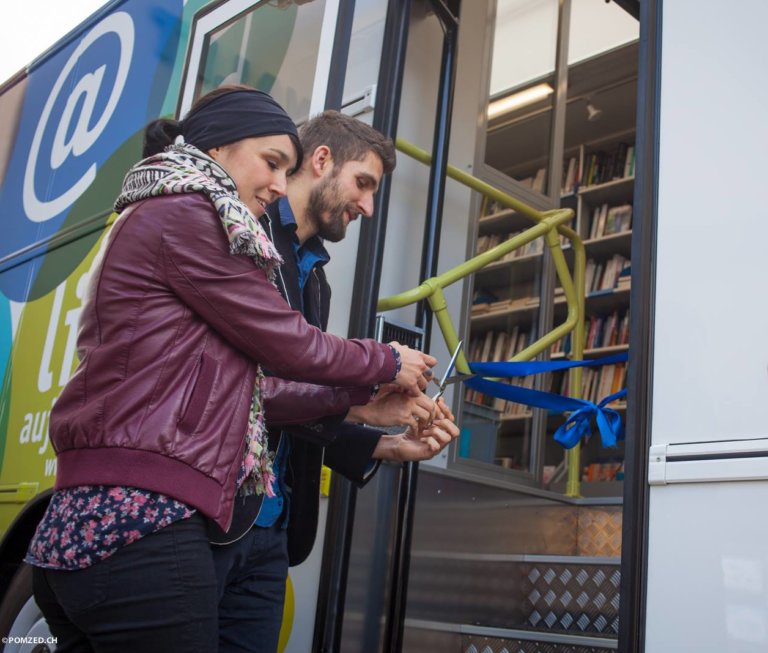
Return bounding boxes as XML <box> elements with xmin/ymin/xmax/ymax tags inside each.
<box><xmin>210</xmin><ymin>111</ymin><xmax>459</xmax><ymax>653</ymax></box>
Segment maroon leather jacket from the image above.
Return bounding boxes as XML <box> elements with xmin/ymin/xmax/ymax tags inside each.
<box><xmin>50</xmin><ymin>193</ymin><xmax>395</xmax><ymax>531</ymax></box>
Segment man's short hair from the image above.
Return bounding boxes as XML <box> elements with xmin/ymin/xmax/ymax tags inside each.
<box><xmin>299</xmin><ymin>111</ymin><xmax>396</xmax><ymax>175</ymax></box>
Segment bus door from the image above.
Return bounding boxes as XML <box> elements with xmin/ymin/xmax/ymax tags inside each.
<box><xmin>337</xmin><ymin>1</ymin><xmax>643</xmax><ymax>652</ymax></box>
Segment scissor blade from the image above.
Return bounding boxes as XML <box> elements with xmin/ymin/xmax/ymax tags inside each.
<box><xmin>441</xmin><ymin>373</ymin><xmax>476</xmax><ymax>386</ymax></box>
<box><xmin>437</xmin><ymin>340</ymin><xmax>463</xmax><ymax>390</ymax></box>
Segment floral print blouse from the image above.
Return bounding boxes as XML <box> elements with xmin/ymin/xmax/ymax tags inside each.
<box><xmin>25</xmin><ymin>486</ymin><xmax>193</xmax><ymax>570</ymax></box>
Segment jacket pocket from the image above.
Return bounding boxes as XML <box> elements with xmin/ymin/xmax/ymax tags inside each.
<box><xmin>178</xmin><ymin>353</ymin><xmax>218</xmax><ymax>433</ymax></box>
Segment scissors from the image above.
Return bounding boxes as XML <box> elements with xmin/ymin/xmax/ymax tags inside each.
<box><xmin>430</xmin><ymin>340</ymin><xmax>465</xmax><ymax>402</ymax></box>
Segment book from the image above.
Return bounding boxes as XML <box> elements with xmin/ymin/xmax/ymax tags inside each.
<box><xmin>492</xmin><ymin>332</ymin><xmax>507</xmax><ymax>362</ymax></box>
<box><xmin>584</xmin><ymin>259</ymin><xmax>597</xmax><ymax>292</ymax></box>
<box><xmin>480</xmin><ymin>330</ymin><xmax>495</xmax><ymax>362</ymax></box>
<box><xmin>504</xmin><ymin>326</ymin><xmax>520</xmax><ymax>361</ymax></box>
<box><xmin>599</xmin><ymin>365</ymin><xmax>615</xmax><ymax>401</ymax></box>
<box><xmin>562</xmin><ymin>156</ymin><xmax>578</xmax><ymax>194</ymax></box>
<box><xmin>614</xmin><ymin>142</ymin><xmax>629</xmax><ymax>181</ymax></box>
<box><xmin>623</xmin><ymin>145</ymin><xmax>635</xmax><ymax>178</ymax></box>
<box><xmin>596</xmin><ymin>204</ymin><xmax>609</xmax><ymax>238</ymax></box>
<box><xmin>611</xmin><ymin>363</ymin><xmax>626</xmax><ymax>394</ymax></box>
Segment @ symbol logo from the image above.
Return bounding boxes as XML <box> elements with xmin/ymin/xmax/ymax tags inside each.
<box><xmin>22</xmin><ymin>12</ymin><xmax>135</xmax><ymax>223</ymax></box>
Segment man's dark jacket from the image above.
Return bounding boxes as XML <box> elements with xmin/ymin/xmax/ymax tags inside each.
<box><xmin>262</xmin><ymin>201</ymin><xmax>384</xmax><ymax>566</ymax></box>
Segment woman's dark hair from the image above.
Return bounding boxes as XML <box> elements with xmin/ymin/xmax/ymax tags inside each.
<box><xmin>142</xmin><ymin>118</ymin><xmax>183</xmax><ymax>157</ymax></box>
<box><xmin>142</xmin><ymin>84</ymin><xmax>302</xmax><ymax>172</ymax></box>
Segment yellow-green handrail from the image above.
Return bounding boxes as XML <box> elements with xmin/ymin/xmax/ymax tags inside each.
<box><xmin>377</xmin><ymin>138</ymin><xmax>586</xmax><ymax>497</ymax></box>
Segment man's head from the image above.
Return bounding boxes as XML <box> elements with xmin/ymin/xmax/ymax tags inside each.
<box><xmin>296</xmin><ymin>111</ymin><xmax>396</xmax><ymax>242</ymax></box>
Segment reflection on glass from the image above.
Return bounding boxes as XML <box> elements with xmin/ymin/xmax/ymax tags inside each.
<box><xmin>195</xmin><ymin>0</ymin><xmax>326</xmax><ymax>121</ymax></box>
<box><xmin>544</xmin><ymin>1</ymin><xmax>638</xmax><ymax>489</ymax></box>
<box><xmin>461</xmin><ymin>0</ymin><xmax>559</xmax><ymax>475</ymax></box>
<box><xmin>342</xmin><ymin>0</ymin><xmax>387</xmax><ymax>104</ymax></box>
<box><xmin>484</xmin><ymin>0</ymin><xmax>558</xmax><ymax>191</ymax></box>
<box><xmin>460</xmin><ymin>194</ymin><xmax>544</xmax><ymax>474</ymax></box>
<box><xmin>562</xmin><ymin>1</ymin><xmax>638</xmax><ymax>204</ymax></box>
<box><xmin>464</xmin><ymin>1</ymin><xmax>639</xmax><ymax>482</ymax></box>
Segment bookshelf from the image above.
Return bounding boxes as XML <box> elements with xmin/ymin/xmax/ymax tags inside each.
<box><xmin>460</xmin><ymin>40</ymin><xmax>638</xmax><ymax>494</ymax></box>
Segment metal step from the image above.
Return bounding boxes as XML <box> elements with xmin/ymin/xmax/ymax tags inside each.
<box><xmin>406</xmin><ymin>552</ymin><xmax>620</xmax><ymax>640</ymax></box>
<box><xmin>405</xmin><ymin>620</ymin><xmax>617</xmax><ymax>652</ymax></box>
<box><xmin>342</xmin><ymin>467</ymin><xmax>624</xmax><ymax>652</ymax></box>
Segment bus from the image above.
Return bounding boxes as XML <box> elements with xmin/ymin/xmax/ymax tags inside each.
<box><xmin>1</xmin><ymin>1</ymin><xmax>766</xmax><ymax>651</ymax></box>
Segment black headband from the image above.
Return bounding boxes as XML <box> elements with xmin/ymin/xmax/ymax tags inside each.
<box><xmin>182</xmin><ymin>89</ymin><xmax>302</xmax><ymax>170</ymax></box>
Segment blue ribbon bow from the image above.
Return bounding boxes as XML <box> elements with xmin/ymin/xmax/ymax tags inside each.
<box><xmin>463</xmin><ymin>354</ymin><xmax>628</xmax><ymax>449</ymax></box>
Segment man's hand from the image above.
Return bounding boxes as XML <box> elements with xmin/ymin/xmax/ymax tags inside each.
<box><xmin>346</xmin><ymin>385</ymin><xmax>436</xmax><ymax>432</ymax></box>
<box><xmin>401</xmin><ymin>397</ymin><xmax>454</xmax><ymax>440</ymax></box>
<box><xmin>371</xmin><ymin>415</ymin><xmax>460</xmax><ymax>463</ymax></box>
<box><xmin>389</xmin><ymin>341</ymin><xmax>437</xmax><ymax>396</ymax></box>
<box><xmin>372</xmin><ymin>398</ymin><xmax>459</xmax><ymax>463</ymax></box>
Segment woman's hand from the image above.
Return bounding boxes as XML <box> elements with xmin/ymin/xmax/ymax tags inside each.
<box><xmin>388</xmin><ymin>341</ymin><xmax>437</xmax><ymax>396</ymax></box>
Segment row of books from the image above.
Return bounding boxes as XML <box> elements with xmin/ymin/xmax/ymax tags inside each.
<box><xmin>561</xmin><ymin>143</ymin><xmax>635</xmax><ymax>194</ymax></box>
<box><xmin>582</xmin><ymin>462</ymin><xmax>624</xmax><ymax>482</ymax></box>
<box><xmin>549</xmin><ymin>308</ymin><xmax>631</xmax><ymax>354</ymax></box>
<box><xmin>471</xmin><ymin>275</ymin><xmax>629</xmax><ymax>319</ymax></box>
<box><xmin>585</xmin><ymin>254</ymin><xmax>631</xmax><ymax>294</ymax></box>
<box><xmin>585</xmin><ymin>309</ymin><xmax>630</xmax><ymax>350</ymax></box>
<box><xmin>519</xmin><ymin>167</ymin><xmax>547</xmax><ymax>194</ymax></box>
<box><xmin>587</xmin><ymin>203</ymin><xmax>632</xmax><ymax>239</ymax></box>
<box><xmin>557</xmin><ymin>362</ymin><xmax>627</xmax><ymax>405</ymax></box>
<box><xmin>465</xmin><ymin>376</ymin><xmax>535</xmax><ymax>417</ymax></box>
<box><xmin>464</xmin><ymin>328</ymin><xmax>534</xmax><ymax>416</ymax></box>
<box><xmin>467</xmin><ymin>327</ymin><xmax>531</xmax><ymax>365</ymax></box>
<box><xmin>470</xmin><ymin>294</ymin><xmax>538</xmax><ymax>316</ymax></box>
<box><xmin>482</xmin><ymin>199</ymin><xmax>508</xmax><ymax>217</ymax></box>
<box><xmin>475</xmin><ymin>231</ymin><xmax>544</xmax><ymax>259</ymax></box>
<box><xmin>582</xmin><ymin>143</ymin><xmax>635</xmax><ymax>187</ymax></box>
<box><xmin>562</xmin><ymin>156</ymin><xmax>580</xmax><ymax>195</ymax></box>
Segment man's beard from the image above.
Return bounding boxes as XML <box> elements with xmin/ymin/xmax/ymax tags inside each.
<box><xmin>308</xmin><ymin>176</ymin><xmax>355</xmax><ymax>243</ymax></box>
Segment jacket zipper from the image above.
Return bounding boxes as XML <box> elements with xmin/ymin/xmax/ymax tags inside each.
<box><xmin>312</xmin><ymin>269</ymin><xmax>322</xmax><ymax>326</ymax></box>
<box><xmin>263</xmin><ymin>210</ymin><xmax>293</xmax><ymax>310</ymax></box>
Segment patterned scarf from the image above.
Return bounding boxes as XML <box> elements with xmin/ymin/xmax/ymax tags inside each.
<box><xmin>115</xmin><ymin>144</ymin><xmax>282</xmax><ymax>497</ymax></box>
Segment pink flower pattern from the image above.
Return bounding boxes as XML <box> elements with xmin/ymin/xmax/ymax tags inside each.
<box><xmin>25</xmin><ymin>486</ymin><xmax>193</xmax><ymax>570</ymax></box>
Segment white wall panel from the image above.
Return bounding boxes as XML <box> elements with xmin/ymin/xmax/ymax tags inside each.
<box><xmin>646</xmin><ymin>481</ymin><xmax>768</xmax><ymax>651</ymax></box>
<box><xmin>652</xmin><ymin>0</ymin><xmax>768</xmax><ymax>447</ymax></box>
<box><xmin>647</xmin><ymin>1</ymin><xmax>768</xmax><ymax>650</ymax></box>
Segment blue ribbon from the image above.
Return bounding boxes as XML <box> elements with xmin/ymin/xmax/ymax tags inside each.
<box><xmin>463</xmin><ymin>354</ymin><xmax>628</xmax><ymax>450</ymax></box>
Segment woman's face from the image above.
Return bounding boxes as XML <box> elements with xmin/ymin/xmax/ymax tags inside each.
<box><xmin>208</xmin><ymin>135</ymin><xmax>298</xmax><ymax>217</ymax></box>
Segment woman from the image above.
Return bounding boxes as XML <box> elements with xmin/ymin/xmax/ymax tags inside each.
<box><xmin>25</xmin><ymin>85</ymin><xmax>434</xmax><ymax>652</ymax></box>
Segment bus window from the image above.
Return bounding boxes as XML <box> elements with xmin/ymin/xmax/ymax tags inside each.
<box><xmin>182</xmin><ymin>0</ymin><xmax>327</xmax><ymax>122</ymax></box>
<box><xmin>484</xmin><ymin>0</ymin><xmax>559</xmax><ymax>196</ymax></box>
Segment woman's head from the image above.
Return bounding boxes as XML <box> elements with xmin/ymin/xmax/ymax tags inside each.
<box><xmin>142</xmin><ymin>85</ymin><xmax>302</xmax><ymax>216</ymax></box>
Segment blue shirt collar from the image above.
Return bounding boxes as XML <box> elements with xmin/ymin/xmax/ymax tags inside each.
<box><xmin>278</xmin><ymin>196</ymin><xmax>330</xmax><ymax>265</ymax></box>
<box><xmin>277</xmin><ymin>197</ymin><xmax>330</xmax><ymax>295</ymax></box>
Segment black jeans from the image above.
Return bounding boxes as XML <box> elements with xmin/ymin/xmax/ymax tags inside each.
<box><xmin>211</xmin><ymin>523</ymin><xmax>289</xmax><ymax>653</ymax></box>
<box><xmin>33</xmin><ymin>514</ymin><xmax>218</xmax><ymax>653</ymax></box>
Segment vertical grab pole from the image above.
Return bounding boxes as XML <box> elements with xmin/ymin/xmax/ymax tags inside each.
<box><xmin>414</xmin><ymin>1</ymin><xmax>459</xmax><ymax>347</ymax></box>
<box><xmin>383</xmin><ymin>3</ymin><xmax>459</xmax><ymax>653</ymax></box>
<box><xmin>565</xmin><ymin>235</ymin><xmax>586</xmax><ymax>497</ymax></box>
<box><xmin>313</xmin><ymin>1</ymin><xmax>412</xmax><ymax>651</ymax></box>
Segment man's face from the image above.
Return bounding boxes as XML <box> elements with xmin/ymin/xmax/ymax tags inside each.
<box><xmin>307</xmin><ymin>150</ymin><xmax>384</xmax><ymax>242</ymax></box>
